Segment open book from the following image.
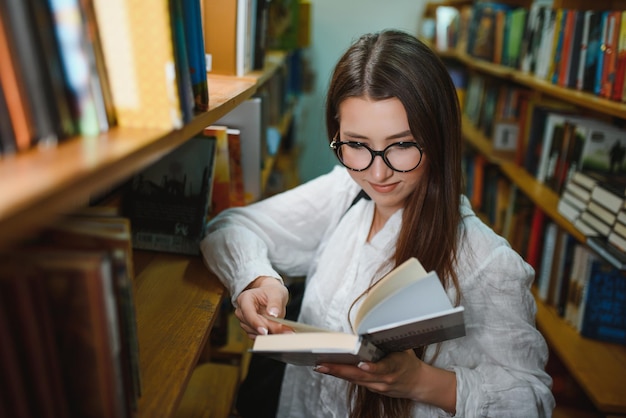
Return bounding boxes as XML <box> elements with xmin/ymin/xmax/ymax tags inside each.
<box><xmin>251</xmin><ymin>258</ymin><xmax>466</xmax><ymax>366</ymax></box>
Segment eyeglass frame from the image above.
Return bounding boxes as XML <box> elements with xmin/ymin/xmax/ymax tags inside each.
<box><xmin>329</xmin><ymin>136</ymin><xmax>424</xmax><ymax>173</ymax></box>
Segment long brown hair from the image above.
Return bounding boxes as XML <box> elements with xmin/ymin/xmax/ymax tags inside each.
<box><xmin>325</xmin><ymin>30</ymin><xmax>464</xmax><ymax>418</ymax></box>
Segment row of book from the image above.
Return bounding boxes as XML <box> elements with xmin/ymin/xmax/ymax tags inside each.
<box><xmin>0</xmin><ymin>0</ymin><xmax>290</xmax><ymax>157</ymax></box>
<box><xmin>429</xmin><ymin>1</ymin><xmax>626</xmax><ymax>102</ymax></box>
<box><xmin>462</xmin><ymin>154</ymin><xmax>626</xmax><ymax>346</ymax></box>
<box><xmin>459</xmin><ymin>69</ymin><xmax>626</xmax><ymax>196</ymax></box>
<box><xmin>0</xmin><ymin>213</ymin><xmax>140</xmax><ymax>418</ymax></box>
<box><xmin>533</xmin><ymin>216</ymin><xmax>626</xmax><ymax>346</ymax></box>
<box><xmin>0</xmin><ymin>0</ymin><xmax>210</xmax><ymax>155</ymax></box>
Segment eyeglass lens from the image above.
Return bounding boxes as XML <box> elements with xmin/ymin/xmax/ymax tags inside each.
<box><xmin>336</xmin><ymin>142</ymin><xmax>422</xmax><ymax>172</ymax></box>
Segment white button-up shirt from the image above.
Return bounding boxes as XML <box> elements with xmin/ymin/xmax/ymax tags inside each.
<box><xmin>201</xmin><ymin>166</ymin><xmax>555</xmax><ymax>417</ymax></box>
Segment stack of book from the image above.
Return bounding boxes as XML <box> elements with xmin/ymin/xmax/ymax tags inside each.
<box><xmin>0</xmin><ymin>214</ymin><xmax>141</xmax><ymax>417</ymax></box>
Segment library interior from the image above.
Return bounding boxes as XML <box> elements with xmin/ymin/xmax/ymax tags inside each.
<box><xmin>0</xmin><ymin>0</ymin><xmax>625</xmax><ymax>417</ymax></box>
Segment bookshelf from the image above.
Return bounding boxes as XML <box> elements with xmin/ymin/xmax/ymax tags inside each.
<box><xmin>428</xmin><ymin>0</ymin><xmax>626</xmax><ymax>415</ymax></box>
<box><xmin>0</xmin><ymin>19</ymin><xmax>296</xmax><ymax>416</ymax></box>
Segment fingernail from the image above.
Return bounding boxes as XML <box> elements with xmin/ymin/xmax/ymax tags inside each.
<box><xmin>268</xmin><ymin>307</ymin><xmax>279</xmax><ymax>317</ymax></box>
<box><xmin>357</xmin><ymin>362</ymin><xmax>370</xmax><ymax>371</ymax></box>
<box><xmin>257</xmin><ymin>327</ymin><xmax>268</xmax><ymax>335</ymax></box>
<box><xmin>314</xmin><ymin>365</ymin><xmax>329</xmax><ymax>373</ymax></box>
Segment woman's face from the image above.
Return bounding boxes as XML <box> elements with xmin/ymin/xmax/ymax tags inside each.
<box><xmin>337</xmin><ymin>96</ymin><xmax>427</xmax><ymax>217</ymax></box>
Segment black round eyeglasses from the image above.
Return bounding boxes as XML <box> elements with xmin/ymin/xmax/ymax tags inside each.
<box><xmin>329</xmin><ymin>139</ymin><xmax>424</xmax><ymax>172</ymax></box>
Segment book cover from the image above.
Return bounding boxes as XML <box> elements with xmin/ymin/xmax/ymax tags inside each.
<box><xmin>549</xmin><ymin>8</ymin><xmax>566</xmax><ymax>84</ymax></box>
<box><xmin>251</xmin><ymin>258</ymin><xmax>465</xmax><ymax>366</ymax></box>
<box><xmin>0</xmin><ymin>263</ymin><xmax>70</xmax><ymax>417</ymax></box>
<box><xmin>551</xmin><ymin>233</ymin><xmax>577</xmax><ymax>315</ymax></box>
<box><xmin>536</xmin><ymin>221</ymin><xmax>559</xmax><ymax>301</ymax></box>
<box><xmin>227</xmin><ymin>128</ymin><xmax>246</xmax><ymax>207</ymax></box>
<box><xmin>0</xmin><ymin>0</ymin><xmax>61</xmax><ymax>147</ymax></box>
<box><xmin>535</xmin><ymin>7</ymin><xmax>556</xmax><ymax>80</ymax></box>
<box><xmin>575</xmin><ymin>121</ymin><xmax>626</xmax><ymax>175</ymax></box>
<box><xmin>6</xmin><ymin>249</ymin><xmax>127</xmax><ymax>418</ymax></box>
<box><xmin>565</xmin><ymin>10</ymin><xmax>586</xmax><ymax>89</ymax></box>
<box><xmin>0</xmin><ymin>9</ymin><xmax>33</xmax><ymax>152</ymax></box>
<box><xmin>124</xmin><ymin>134</ymin><xmax>217</xmax><ymax>255</ymax></box>
<box><xmin>38</xmin><ymin>215</ymin><xmax>141</xmax><ymax>411</ymax></box>
<box><xmin>611</xmin><ymin>11</ymin><xmax>626</xmax><ymax>101</ymax></box>
<box><xmin>582</xmin><ymin>11</ymin><xmax>604</xmax><ymax>93</ymax></box>
<box><xmin>203</xmin><ymin>0</ymin><xmax>254</xmax><ymax>76</ymax></box>
<box><xmin>504</xmin><ymin>7</ymin><xmax>528</xmax><ymax>69</ymax></box>
<box><xmin>204</xmin><ymin>125</ymin><xmax>231</xmax><ymax>217</ymax></box>
<box><xmin>216</xmin><ymin>97</ymin><xmax>265</xmax><ymax>203</ymax></box>
<box><xmin>575</xmin><ymin>10</ymin><xmax>595</xmax><ymax>90</ymax></box>
<box><xmin>579</xmin><ymin>260</ymin><xmax>626</xmax><ymax>345</ymax></box>
<box><xmin>181</xmin><ymin>0</ymin><xmax>209</xmax><ymax>111</ymax></box>
<box><xmin>556</xmin><ymin>9</ymin><xmax>576</xmax><ymax>87</ymax></box>
<box><xmin>600</xmin><ymin>11</ymin><xmax>622</xmax><ymax>98</ymax></box>
<box><xmin>170</xmin><ymin>0</ymin><xmax>195</xmax><ymax>124</ymax></box>
<box><xmin>203</xmin><ymin>0</ymin><xmax>237</xmax><ymax>75</ymax></box>
<box><xmin>47</xmin><ymin>0</ymin><xmax>106</xmax><ymax>137</ymax></box>
<box><xmin>0</xmin><ymin>85</ymin><xmax>17</xmax><ymax>156</ymax></box>
<box><xmin>535</xmin><ymin>111</ymin><xmax>580</xmax><ymax>183</ymax></box>
<box><xmin>92</xmin><ymin>0</ymin><xmax>182</xmax><ymax>130</ymax></box>
<box><xmin>593</xmin><ymin>11</ymin><xmax>610</xmax><ymax>96</ymax></box>
<box><xmin>526</xmin><ymin>206</ymin><xmax>547</xmax><ymax>270</ymax></box>
<box><xmin>519</xmin><ymin>2</ymin><xmax>547</xmax><ymax>73</ymax></box>
<box><xmin>0</xmin><ymin>288</ymin><xmax>34</xmax><ymax>417</ymax></box>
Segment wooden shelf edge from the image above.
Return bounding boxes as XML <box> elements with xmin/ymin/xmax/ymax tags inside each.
<box><xmin>133</xmin><ymin>251</ymin><xmax>226</xmax><ymax>417</ymax></box>
<box><xmin>0</xmin><ymin>74</ymin><xmax>263</xmax><ymax>250</ymax></box>
<box><xmin>535</xmin><ymin>296</ymin><xmax>626</xmax><ymax>414</ymax></box>
<box><xmin>434</xmin><ymin>47</ymin><xmax>626</xmax><ymax>120</ymax></box>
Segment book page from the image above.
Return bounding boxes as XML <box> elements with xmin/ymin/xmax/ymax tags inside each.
<box><xmin>263</xmin><ymin>316</ymin><xmax>333</xmax><ymax>333</ymax></box>
<box><xmin>354</xmin><ymin>258</ymin><xmax>428</xmax><ymax>329</ymax></box>
<box><xmin>355</xmin><ymin>271</ymin><xmax>454</xmax><ymax>334</ymax></box>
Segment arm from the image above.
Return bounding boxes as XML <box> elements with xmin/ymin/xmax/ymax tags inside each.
<box><xmin>200</xmin><ymin>166</ymin><xmax>359</xmax><ymax>301</ymax></box>
<box><xmin>450</xmin><ymin>243</ymin><xmax>555</xmax><ymax>417</ymax></box>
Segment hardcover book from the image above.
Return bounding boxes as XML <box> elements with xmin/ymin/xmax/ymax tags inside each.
<box><xmin>124</xmin><ymin>134</ymin><xmax>217</xmax><ymax>255</ymax></box>
<box><xmin>250</xmin><ymin>258</ymin><xmax>466</xmax><ymax>366</ymax></box>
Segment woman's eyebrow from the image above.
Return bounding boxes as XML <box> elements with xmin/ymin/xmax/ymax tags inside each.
<box><xmin>342</xmin><ymin>130</ymin><xmax>412</xmax><ymax>140</ymax></box>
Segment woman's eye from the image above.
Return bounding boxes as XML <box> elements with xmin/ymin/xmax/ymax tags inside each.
<box><xmin>347</xmin><ymin>142</ymin><xmax>366</xmax><ymax>149</ymax></box>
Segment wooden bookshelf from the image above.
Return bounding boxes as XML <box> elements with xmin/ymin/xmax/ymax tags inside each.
<box><xmin>0</xmin><ymin>77</ymin><xmax>255</xmax><ymax>252</ymax></box>
<box><xmin>436</xmin><ymin>3</ymin><xmax>626</xmax><ymax>409</ymax></box>
<box><xmin>133</xmin><ymin>251</ymin><xmax>226</xmax><ymax>417</ymax></box>
<box><xmin>535</xmin><ymin>297</ymin><xmax>626</xmax><ymax>415</ymax></box>
<box><xmin>0</xmin><ymin>48</ymin><xmax>293</xmax><ymax>417</ymax></box>
<box><xmin>440</xmin><ymin>47</ymin><xmax>626</xmax><ymax>120</ymax></box>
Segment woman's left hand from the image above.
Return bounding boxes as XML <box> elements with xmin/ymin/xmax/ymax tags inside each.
<box><xmin>314</xmin><ymin>350</ymin><xmax>457</xmax><ymax>414</ymax></box>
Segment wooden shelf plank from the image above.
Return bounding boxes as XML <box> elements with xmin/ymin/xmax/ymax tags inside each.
<box><xmin>435</xmin><ymin>46</ymin><xmax>626</xmax><ymax>120</ymax></box>
<box><xmin>0</xmin><ymin>76</ymin><xmax>257</xmax><ymax>250</ymax></box>
<box><xmin>133</xmin><ymin>251</ymin><xmax>226</xmax><ymax>418</ymax></box>
<box><xmin>535</xmin><ymin>298</ymin><xmax>626</xmax><ymax>414</ymax></box>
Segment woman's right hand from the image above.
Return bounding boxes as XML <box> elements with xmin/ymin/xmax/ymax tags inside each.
<box><xmin>234</xmin><ymin>276</ymin><xmax>290</xmax><ymax>338</ymax></box>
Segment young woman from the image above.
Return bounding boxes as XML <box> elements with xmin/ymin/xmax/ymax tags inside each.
<box><xmin>201</xmin><ymin>29</ymin><xmax>555</xmax><ymax>418</ymax></box>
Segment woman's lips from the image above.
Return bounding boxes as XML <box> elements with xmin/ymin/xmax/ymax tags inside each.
<box><xmin>369</xmin><ymin>182</ymin><xmax>398</xmax><ymax>193</ymax></box>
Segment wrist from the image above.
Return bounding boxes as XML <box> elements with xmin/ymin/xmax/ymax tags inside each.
<box><xmin>247</xmin><ymin>275</ymin><xmax>284</xmax><ymax>290</ymax></box>
<box><xmin>411</xmin><ymin>363</ymin><xmax>457</xmax><ymax>414</ymax></box>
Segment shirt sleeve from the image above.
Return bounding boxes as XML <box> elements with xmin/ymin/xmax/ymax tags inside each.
<box><xmin>200</xmin><ymin>166</ymin><xmax>360</xmax><ymax>303</ymax></box>
<box><xmin>450</xmin><ymin>238</ymin><xmax>555</xmax><ymax>417</ymax></box>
